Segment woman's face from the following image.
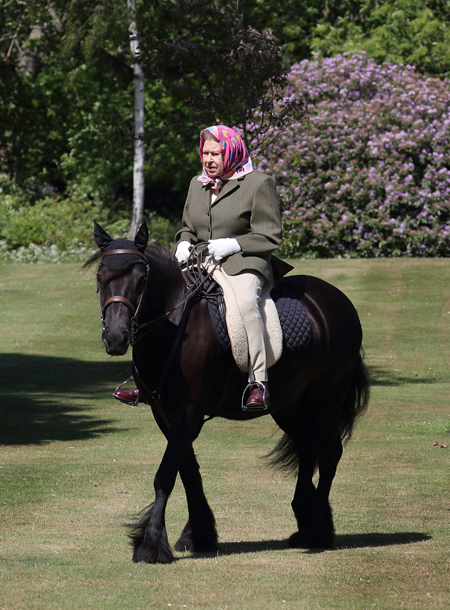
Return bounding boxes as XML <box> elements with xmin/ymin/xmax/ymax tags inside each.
<box><xmin>202</xmin><ymin>139</ymin><xmax>224</xmax><ymax>178</ymax></box>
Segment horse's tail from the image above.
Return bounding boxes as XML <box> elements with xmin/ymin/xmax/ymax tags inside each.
<box><xmin>266</xmin><ymin>433</ymin><xmax>301</xmax><ymax>477</ymax></box>
<box><xmin>339</xmin><ymin>348</ymin><xmax>370</xmax><ymax>443</ymax></box>
<box><xmin>266</xmin><ymin>348</ymin><xmax>370</xmax><ymax>475</ymax></box>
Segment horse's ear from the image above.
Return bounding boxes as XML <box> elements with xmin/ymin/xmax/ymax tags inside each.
<box><xmin>94</xmin><ymin>220</ymin><xmax>114</xmax><ymax>251</ymax></box>
<box><xmin>134</xmin><ymin>223</ymin><xmax>149</xmax><ymax>253</ymax></box>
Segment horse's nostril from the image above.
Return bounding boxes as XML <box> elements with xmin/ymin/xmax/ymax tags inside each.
<box><xmin>102</xmin><ymin>327</ymin><xmax>131</xmax><ymax>353</ymax></box>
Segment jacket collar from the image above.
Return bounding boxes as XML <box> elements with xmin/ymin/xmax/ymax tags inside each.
<box><xmin>203</xmin><ymin>179</ymin><xmax>241</xmax><ymax>207</ymax></box>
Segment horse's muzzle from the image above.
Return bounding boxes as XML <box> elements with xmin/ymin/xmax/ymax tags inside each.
<box><xmin>102</xmin><ymin>327</ymin><xmax>131</xmax><ymax>356</ymax></box>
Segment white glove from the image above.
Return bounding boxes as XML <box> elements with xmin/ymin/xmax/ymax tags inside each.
<box><xmin>175</xmin><ymin>241</ymin><xmax>192</xmax><ymax>264</ymax></box>
<box><xmin>208</xmin><ymin>238</ymin><xmax>241</xmax><ymax>261</ymax></box>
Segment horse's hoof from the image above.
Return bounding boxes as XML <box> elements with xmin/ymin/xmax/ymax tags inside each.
<box><xmin>174</xmin><ymin>539</ymin><xmax>192</xmax><ymax>553</ymax></box>
<box><xmin>174</xmin><ymin>520</ymin><xmax>218</xmax><ymax>554</ymax></box>
<box><xmin>174</xmin><ymin>535</ymin><xmax>218</xmax><ymax>554</ymax></box>
<box><xmin>289</xmin><ymin>531</ymin><xmax>309</xmax><ymax>549</ymax></box>
<box><xmin>289</xmin><ymin>530</ymin><xmax>334</xmax><ymax>550</ymax></box>
<box><xmin>132</xmin><ymin>543</ymin><xmax>174</xmax><ymax>564</ymax></box>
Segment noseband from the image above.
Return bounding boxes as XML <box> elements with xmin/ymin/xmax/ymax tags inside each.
<box><xmin>99</xmin><ymin>249</ymin><xmax>148</xmax><ymax>322</ymax></box>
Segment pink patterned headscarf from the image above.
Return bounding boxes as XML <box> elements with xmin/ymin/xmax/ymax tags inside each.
<box><xmin>197</xmin><ymin>125</ymin><xmax>253</xmax><ymax>187</ymax></box>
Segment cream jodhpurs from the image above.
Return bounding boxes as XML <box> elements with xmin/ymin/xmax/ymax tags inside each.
<box><xmin>221</xmin><ymin>268</ymin><xmax>269</xmax><ymax>383</ymax></box>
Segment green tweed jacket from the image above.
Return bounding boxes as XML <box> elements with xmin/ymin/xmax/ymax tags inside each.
<box><xmin>175</xmin><ymin>171</ymin><xmax>282</xmax><ymax>287</ymax></box>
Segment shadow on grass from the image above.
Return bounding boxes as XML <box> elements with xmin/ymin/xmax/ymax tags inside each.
<box><xmin>190</xmin><ymin>532</ymin><xmax>431</xmax><ymax>558</ymax></box>
<box><xmin>368</xmin><ymin>366</ymin><xmax>442</xmax><ymax>386</ymax></box>
<box><xmin>0</xmin><ymin>353</ymin><xmax>132</xmax><ymax>446</ymax></box>
<box><xmin>334</xmin><ymin>531</ymin><xmax>431</xmax><ymax>549</ymax></box>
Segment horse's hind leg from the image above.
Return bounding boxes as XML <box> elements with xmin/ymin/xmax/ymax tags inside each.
<box><xmin>174</xmin><ymin>445</ymin><xmax>218</xmax><ymax>553</ymax></box>
<box><xmin>291</xmin><ymin>386</ymin><xmax>345</xmax><ymax>550</ymax></box>
<box><xmin>272</xmin><ymin>389</ymin><xmax>344</xmax><ymax>550</ymax></box>
<box><xmin>290</xmin><ymin>434</ymin><xmax>342</xmax><ymax>550</ymax></box>
<box><xmin>271</xmin><ymin>405</ymin><xmax>321</xmax><ymax>544</ymax></box>
<box><xmin>291</xmin><ymin>451</ymin><xmax>318</xmax><ymax>531</ymax></box>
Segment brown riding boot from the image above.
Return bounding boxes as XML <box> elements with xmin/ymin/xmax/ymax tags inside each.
<box><xmin>113</xmin><ymin>387</ymin><xmax>139</xmax><ymax>406</ymax></box>
<box><xmin>245</xmin><ymin>382</ymin><xmax>270</xmax><ymax>408</ymax></box>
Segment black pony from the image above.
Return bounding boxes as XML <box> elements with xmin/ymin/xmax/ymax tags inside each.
<box><xmin>87</xmin><ymin>221</ymin><xmax>369</xmax><ymax>563</ymax></box>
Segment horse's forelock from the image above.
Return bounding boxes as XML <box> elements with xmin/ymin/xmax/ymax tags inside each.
<box><xmin>82</xmin><ymin>249</ymin><xmax>103</xmax><ymax>269</ymax></box>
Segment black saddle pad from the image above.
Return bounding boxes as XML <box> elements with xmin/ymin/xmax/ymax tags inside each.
<box><xmin>206</xmin><ymin>281</ymin><xmax>312</xmax><ymax>353</ymax></box>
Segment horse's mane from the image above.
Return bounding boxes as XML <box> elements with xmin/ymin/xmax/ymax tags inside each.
<box><xmin>144</xmin><ymin>241</ymin><xmax>180</xmax><ymax>272</ymax></box>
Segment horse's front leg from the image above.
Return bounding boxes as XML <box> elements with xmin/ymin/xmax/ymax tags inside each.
<box><xmin>128</xmin><ymin>408</ymin><xmax>198</xmax><ymax>564</ymax></box>
<box><xmin>174</xmin><ymin>445</ymin><xmax>218</xmax><ymax>553</ymax></box>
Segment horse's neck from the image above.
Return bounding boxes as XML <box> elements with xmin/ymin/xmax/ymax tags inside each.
<box><xmin>144</xmin><ymin>250</ymin><xmax>186</xmax><ymax>317</ymax></box>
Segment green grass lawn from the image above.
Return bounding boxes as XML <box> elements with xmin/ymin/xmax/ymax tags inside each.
<box><xmin>1</xmin><ymin>259</ymin><xmax>449</xmax><ymax>609</ymax></box>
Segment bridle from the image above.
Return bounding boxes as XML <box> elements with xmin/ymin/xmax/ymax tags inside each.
<box><xmin>99</xmin><ymin>249</ymin><xmax>148</xmax><ymax>324</ymax></box>
<box><xmin>98</xmin><ymin>243</ymin><xmax>218</xmax><ymax>346</ymax></box>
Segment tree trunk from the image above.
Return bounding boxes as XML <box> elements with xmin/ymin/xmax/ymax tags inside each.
<box><xmin>128</xmin><ymin>0</ymin><xmax>145</xmax><ymax>239</ymax></box>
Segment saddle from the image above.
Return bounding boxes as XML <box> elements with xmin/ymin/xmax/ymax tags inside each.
<box><xmin>193</xmin><ymin>270</ymin><xmax>312</xmax><ymax>371</ymax></box>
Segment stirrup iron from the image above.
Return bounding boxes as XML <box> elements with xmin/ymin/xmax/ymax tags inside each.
<box><xmin>241</xmin><ymin>380</ymin><xmax>270</xmax><ymax>412</ymax></box>
<box><xmin>113</xmin><ymin>376</ymin><xmax>139</xmax><ymax>406</ymax></box>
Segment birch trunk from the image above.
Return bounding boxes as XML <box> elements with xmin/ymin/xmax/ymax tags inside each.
<box><xmin>128</xmin><ymin>0</ymin><xmax>145</xmax><ymax>239</ymax></box>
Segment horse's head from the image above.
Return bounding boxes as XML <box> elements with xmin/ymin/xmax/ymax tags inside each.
<box><xmin>94</xmin><ymin>221</ymin><xmax>149</xmax><ymax>356</ymax></box>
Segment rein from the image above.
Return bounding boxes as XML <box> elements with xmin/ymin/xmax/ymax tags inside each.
<box><xmin>99</xmin><ymin>243</ymin><xmax>217</xmax><ymax>345</ymax></box>
<box><xmin>99</xmin><ymin>243</ymin><xmax>221</xmax><ymax>429</ymax></box>
<box><xmin>99</xmin><ymin>243</ymin><xmax>217</xmax><ymax>429</ymax></box>
<box><xmin>131</xmin><ymin>243</ymin><xmax>217</xmax><ymax>344</ymax></box>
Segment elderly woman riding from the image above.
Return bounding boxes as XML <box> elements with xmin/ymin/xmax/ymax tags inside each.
<box><xmin>175</xmin><ymin>125</ymin><xmax>282</xmax><ymax>408</ymax></box>
<box><xmin>115</xmin><ymin>125</ymin><xmax>283</xmax><ymax>409</ymax></box>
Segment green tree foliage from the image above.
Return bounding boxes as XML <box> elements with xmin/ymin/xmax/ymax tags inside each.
<box><xmin>238</xmin><ymin>1</ymin><xmax>450</xmax><ymax>78</ymax></box>
<box><xmin>1</xmin><ymin>1</ymin><xmax>66</xmax><ymax>187</ymax></box>
<box><xmin>0</xmin><ymin>1</ymin><xmax>191</xmax><ymax>226</ymax></box>
<box><xmin>140</xmin><ymin>0</ymin><xmax>306</xmax><ymax>155</ymax></box>
<box><xmin>4</xmin><ymin>0</ymin><xmax>450</xmax><ymax>256</ymax></box>
<box><xmin>238</xmin><ymin>0</ymin><xmax>362</xmax><ymax>62</ymax></box>
<box><xmin>311</xmin><ymin>1</ymin><xmax>450</xmax><ymax>77</ymax></box>
<box><xmin>1</xmin><ymin>1</ymin><xmax>304</xmax><ymax>232</ymax></box>
<box><xmin>0</xmin><ymin>0</ymin><xmax>134</xmax><ymax>202</ymax></box>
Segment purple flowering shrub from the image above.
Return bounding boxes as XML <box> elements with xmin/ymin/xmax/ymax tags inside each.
<box><xmin>258</xmin><ymin>53</ymin><xmax>450</xmax><ymax>257</ymax></box>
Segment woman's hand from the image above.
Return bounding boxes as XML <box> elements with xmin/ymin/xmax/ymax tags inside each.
<box><xmin>208</xmin><ymin>238</ymin><xmax>241</xmax><ymax>261</ymax></box>
<box><xmin>175</xmin><ymin>241</ymin><xmax>192</xmax><ymax>263</ymax></box>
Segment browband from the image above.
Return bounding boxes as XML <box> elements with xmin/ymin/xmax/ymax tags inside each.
<box><xmin>102</xmin><ymin>249</ymin><xmax>146</xmax><ymax>258</ymax></box>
